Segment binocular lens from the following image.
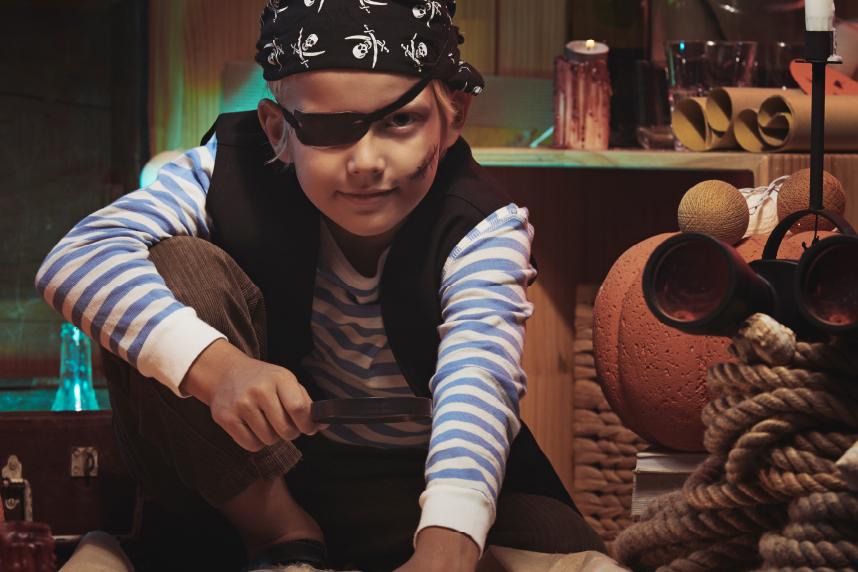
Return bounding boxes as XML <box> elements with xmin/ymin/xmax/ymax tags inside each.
<box><xmin>801</xmin><ymin>241</ymin><xmax>858</xmax><ymax>328</ymax></box>
<box><xmin>652</xmin><ymin>240</ymin><xmax>731</xmax><ymax>322</ymax></box>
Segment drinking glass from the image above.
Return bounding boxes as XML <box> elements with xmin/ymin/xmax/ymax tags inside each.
<box><xmin>665</xmin><ymin>40</ymin><xmax>708</xmax><ymax>111</ymax></box>
<box><xmin>634</xmin><ymin>60</ymin><xmax>674</xmax><ymax>149</ymax></box>
<box><xmin>704</xmin><ymin>41</ymin><xmax>758</xmax><ymax>87</ymax></box>
<box><xmin>754</xmin><ymin>42</ymin><xmax>803</xmax><ymax>88</ymax></box>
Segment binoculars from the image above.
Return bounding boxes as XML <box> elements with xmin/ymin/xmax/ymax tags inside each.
<box><xmin>642</xmin><ymin>208</ymin><xmax>858</xmax><ymax>340</ymax></box>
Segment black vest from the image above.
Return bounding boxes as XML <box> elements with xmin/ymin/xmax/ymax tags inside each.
<box><xmin>202</xmin><ymin>111</ymin><xmax>575</xmax><ymax>509</ymax></box>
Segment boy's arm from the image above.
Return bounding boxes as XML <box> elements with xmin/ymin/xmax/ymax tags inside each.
<box><xmin>34</xmin><ymin>137</ymin><xmax>226</xmax><ymax>396</ymax></box>
<box><xmin>414</xmin><ymin>204</ymin><xmax>536</xmax><ymax>557</ymax></box>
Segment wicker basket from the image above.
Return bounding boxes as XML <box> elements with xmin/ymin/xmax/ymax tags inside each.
<box><xmin>571</xmin><ymin>285</ymin><xmax>649</xmax><ymax>543</ymax></box>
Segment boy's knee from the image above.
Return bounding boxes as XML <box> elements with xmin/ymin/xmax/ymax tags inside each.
<box><xmin>148</xmin><ymin>237</ymin><xmax>267</xmax><ymax>358</ymax></box>
<box><xmin>148</xmin><ymin>237</ymin><xmax>262</xmax><ymax>307</ymax></box>
<box><xmin>149</xmin><ymin>237</ymin><xmax>235</xmax><ymax>285</ymax></box>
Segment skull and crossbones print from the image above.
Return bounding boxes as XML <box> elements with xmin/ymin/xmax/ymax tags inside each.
<box><xmin>412</xmin><ymin>2</ymin><xmax>444</xmax><ymax>27</ymax></box>
<box><xmin>345</xmin><ymin>25</ymin><xmax>389</xmax><ymax>68</ymax></box>
<box><xmin>304</xmin><ymin>0</ymin><xmax>325</xmax><ymax>12</ymax></box>
<box><xmin>357</xmin><ymin>0</ymin><xmax>388</xmax><ymax>13</ymax></box>
<box><xmin>264</xmin><ymin>36</ymin><xmax>287</xmax><ymax>70</ymax></box>
<box><xmin>402</xmin><ymin>33</ymin><xmax>429</xmax><ymax>71</ymax></box>
<box><xmin>291</xmin><ymin>27</ymin><xmax>326</xmax><ymax>68</ymax></box>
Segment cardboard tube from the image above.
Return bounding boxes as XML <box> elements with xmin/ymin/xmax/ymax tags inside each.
<box><xmin>710</xmin><ymin>126</ymin><xmax>737</xmax><ymax>150</ymax></box>
<box><xmin>672</xmin><ymin>97</ymin><xmax>737</xmax><ymax>151</ymax></box>
<box><xmin>757</xmin><ymin>92</ymin><xmax>858</xmax><ymax>151</ymax></box>
<box><xmin>734</xmin><ymin>108</ymin><xmax>774</xmax><ymax>152</ymax></box>
<box><xmin>672</xmin><ymin>97</ymin><xmax>710</xmax><ymax>151</ymax></box>
<box><xmin>706</xmin><ymin>88</ymin><xmax>800</xmax><ymax>133</ymax></box>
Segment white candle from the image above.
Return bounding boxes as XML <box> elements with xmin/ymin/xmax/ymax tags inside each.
<box><xmin>805</xmin><ymin>0</ymin><xmax>835</xmax><ymax>32</ymax></box>
<box><xmin>564</xmin><ymin>39</ymin><xmax>610</xmax><ymax>62</ymax></box>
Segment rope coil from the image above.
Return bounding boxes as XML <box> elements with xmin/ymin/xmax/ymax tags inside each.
<box><xmin>614</xmin><ymin>313</ymin><xmax>858</xmax><ymax>571</ymax></box>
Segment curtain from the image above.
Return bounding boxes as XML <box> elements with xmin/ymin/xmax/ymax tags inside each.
<box><xmin>148</xmin><ymin>0</ymin><xmax>261</xmax><ymax>154</ymax></box>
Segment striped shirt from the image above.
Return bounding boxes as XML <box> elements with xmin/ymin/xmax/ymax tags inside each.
<box><xmin>304</xmin><ymin>222</ymin><xmax>433</xmax><ymax>448</ymax></box>
<box><xmin>34</xmin><ymin>136</ymin><xmax>536</xmax><ymax>552</ymax></box>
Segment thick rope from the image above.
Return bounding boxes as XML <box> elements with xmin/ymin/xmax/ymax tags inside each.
<box><xmin>614</xmin><ymin>314</ymin><xmax>858</xmax><ymax>571</ymax></box>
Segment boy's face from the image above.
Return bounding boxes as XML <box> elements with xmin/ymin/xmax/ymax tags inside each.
<box><xmin>258</xmin><ymin>71</ymin><xmax>462</xmax><ymax>242</ymax></box>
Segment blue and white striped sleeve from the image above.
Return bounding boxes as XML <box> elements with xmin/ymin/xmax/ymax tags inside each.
<box><xmin>416</xmin><ymin>204</ymin><xmax>536</xmax><ymax>554</ymax></box>
<box><xmin>34</xmin><ymin>136</ymin><xmax>226</xmax><ymax>396</ymax></box>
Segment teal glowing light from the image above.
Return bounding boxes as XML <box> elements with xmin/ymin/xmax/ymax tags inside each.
<box><xmin>140</xmin><ymin>150</ymin><xmax>185</xmax><ymax>188</ymax></box>
<box><xmin>52</xmin><ymin>322</ymin><xmax>99</xmax><ymax>411</ymax></box>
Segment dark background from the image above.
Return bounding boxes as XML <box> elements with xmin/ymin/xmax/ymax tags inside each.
<box><xmin>0</xmin><ymin>0</ymin><xmax>147</xmax><ymax>397</ymax></box>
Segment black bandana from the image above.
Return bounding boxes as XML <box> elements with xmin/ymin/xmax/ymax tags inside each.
<box><xmin>255</xmin><ymin>0</ymin><xmax>485</xmax><ymax>96</ymax></box>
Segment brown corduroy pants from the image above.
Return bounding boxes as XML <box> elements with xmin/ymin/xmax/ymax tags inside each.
<box><xmin>104</xmin><ymin>237</ymin><xmax>605</xmax><ymax>571</ymax></box>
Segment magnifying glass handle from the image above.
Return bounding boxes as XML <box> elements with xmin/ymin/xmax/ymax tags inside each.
<box><xmin>311</xmin><ymin>397</ymin><xmax>433</xmax><ymax>424</ymax></box>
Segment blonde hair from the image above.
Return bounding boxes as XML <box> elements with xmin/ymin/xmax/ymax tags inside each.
<box><xmin>265</xmin><ymin>78</ymin><xmax>464</xmax><ymax>163</ymax></box>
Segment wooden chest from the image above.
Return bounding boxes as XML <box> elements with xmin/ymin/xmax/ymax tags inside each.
<box><xmin>0</xmin><ymin>411</ymin><xmax>138</xmax><ymax>539</ymax></box>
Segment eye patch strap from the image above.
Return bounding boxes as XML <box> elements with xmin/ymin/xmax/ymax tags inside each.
<box><xmin>360</xmin><ymin>76</ymin><xmax>433</xmax><ymax>123</ymax></box>
<box><xmin>280</xmin><ymin>76</ymin><xmax>432</xmax><ymax>129</ymax></box>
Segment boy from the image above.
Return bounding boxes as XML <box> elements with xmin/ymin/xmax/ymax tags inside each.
<box><xmin>37</xmin><ymin>2</ymin><xmax>605</xmax><ymax>570</ymax></box>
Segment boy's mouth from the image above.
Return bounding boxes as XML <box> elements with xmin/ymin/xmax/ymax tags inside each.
<box><xmin>338</xmin><ymin>188</ymin><xmax>397</xmax><ymax>205</ymax></box>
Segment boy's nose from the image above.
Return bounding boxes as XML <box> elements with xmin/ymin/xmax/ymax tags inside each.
<box><xmin>346</xmin><ymin>135</ymin><xmax>386</xmax><ymax>180</ymax></box>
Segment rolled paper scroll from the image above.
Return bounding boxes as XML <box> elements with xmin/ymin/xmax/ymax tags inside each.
<box><xmin>706</xmin><ymin>88</ymin><xmax>800</xmax><ymax>133</ymax></box>
<box><xmin>672</xmin><ymin>97</ymin><xmax>737</xmax><ymax>151</ymax></box>
<box><xmin>734</xmin><ymin>108</ymin><xmax>774</xmax><ymax>152</ymax></box>
<box><xmin>757</xmin><ymin>92</ymin><xmax>858</xmax><ymax>151</ymax></box>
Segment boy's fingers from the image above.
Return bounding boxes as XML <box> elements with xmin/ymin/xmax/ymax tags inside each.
<box><xmin>258</xmin><ymin>394</ymin><xmax>300</xmax><ymax>441</ymax></box>
<box><xmin>276</xmin><ymin>379</ymin><xmax>318</xmax><ymax>435</ymax></box>
<box><xmin>229</xmin><ymin>421</ymin><xmax>266</xmax><ymax>452</ymax></box>
<box><xmin>242</xmin><ymin>408</ymin><xmax>280</xmax><ymax>446</ymax></box>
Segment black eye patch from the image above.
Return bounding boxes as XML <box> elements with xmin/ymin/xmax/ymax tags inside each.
<box><xmin>278</xmin><ymin>77</ymin><xmax>431</xmax><ymax>147</ymax></box>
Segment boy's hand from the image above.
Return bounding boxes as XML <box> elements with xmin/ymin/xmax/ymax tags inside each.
<box><xmin>394</xmin><ymin>527</ymin><xmax>480</xmax><ymax>572</ymax></box>
<box><xmin>182</xmin><ymin>339</ymin><xmax>325</xmax><ymax>451</ymax></box>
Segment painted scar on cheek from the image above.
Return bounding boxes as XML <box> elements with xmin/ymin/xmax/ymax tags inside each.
<box><xmin>408</xmin><ymin>145</ymin><xmax>439</xmax><ymax>181</ymax></box>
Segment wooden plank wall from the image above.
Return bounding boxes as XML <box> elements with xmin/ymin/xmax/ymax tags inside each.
<box><xmin>566</xmin><ymin>0</ymin><xmax>645</xmax><ymax>50</ymax></box>
<box><xmin>149</xmin><ymin>0</ymin><xmax>570</xmax><ymax>152</ymax></box>
<box><xmin>149</xmin><ymin>0</ymin><xmax>261</xmax><ymax>154</ymax></box>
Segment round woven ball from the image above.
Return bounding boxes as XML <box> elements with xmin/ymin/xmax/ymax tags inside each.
<box><xmin>678</xmin><ymin>180</ymin><xmax>750</xmax><ymax>245</ymax></box>
<box><xmin>777</xmin><ymin>168</ymin><xmax>846</xmax><ymax>233</ymax></box>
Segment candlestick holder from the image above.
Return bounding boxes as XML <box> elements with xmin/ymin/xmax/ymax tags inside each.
<box><xmin>761</xmin><ymin>24</ymin><xmax>852</xmax><ymax>248</ymax></box>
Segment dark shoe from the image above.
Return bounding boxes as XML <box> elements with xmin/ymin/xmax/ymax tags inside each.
<box><xmin>241</xmin><ymin>539</ymin><xmax>329</xmax><ymax>572</ymax></box>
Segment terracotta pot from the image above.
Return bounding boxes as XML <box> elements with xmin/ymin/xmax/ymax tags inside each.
<box><xmin>593</xmin><ymin>234</ymin><xmax>675</xmax><ymax>445</ymax></box>
<box><xmin>780</xmin><ymin>230</ymin><xmax>836</xmax><ymax>258</ymax></box>
<box><xmin>594</xmin><ymin>234</ymin><xmax>769</xmax><ymax>451</ymax></box>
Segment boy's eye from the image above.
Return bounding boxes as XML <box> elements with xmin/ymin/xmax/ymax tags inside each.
<box><xmin>385</xmin><ymin>112</ymin><xmax>419</xmax><ymax>129</ymax></box>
